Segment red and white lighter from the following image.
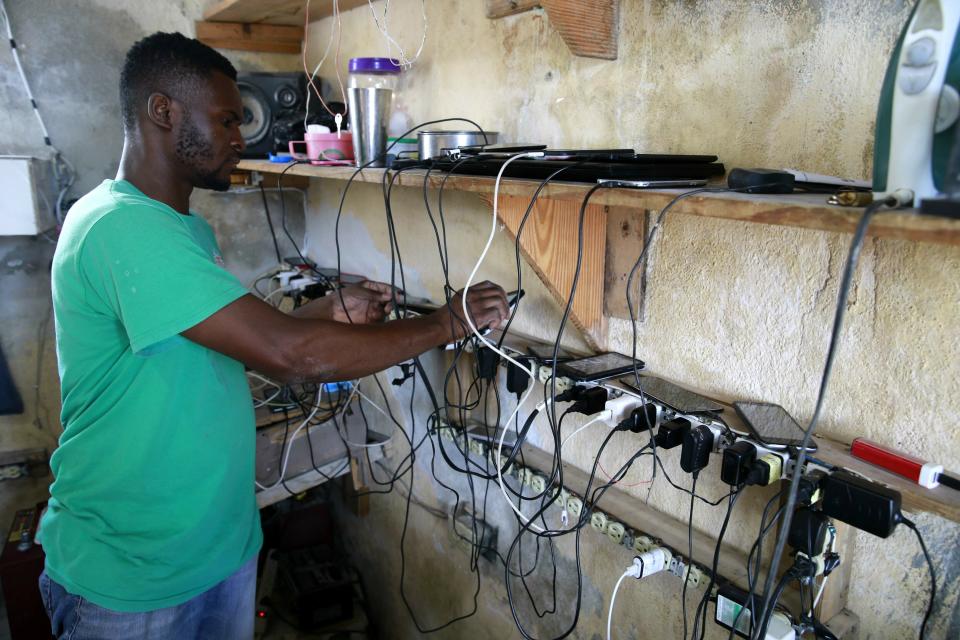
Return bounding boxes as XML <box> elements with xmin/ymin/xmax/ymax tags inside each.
<box><xmin>851</xmin><ymin>437</ymin><xmax>960</xmax><ymax>490</ymax></box>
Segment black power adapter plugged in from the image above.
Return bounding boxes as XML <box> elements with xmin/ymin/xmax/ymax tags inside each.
<box><xmin>721</xmin><ymin>441</ymin><xmax>757</xmax><ymax>486</ymax></box>
<box><xmin>820</xmin><ymin>469</ymin><xmax>903</xmax><ymax>538</ymax></box>
<box><xmin>655</xmin><ymin>417</ymin><xmax>691</xmax><ymax>449</ymax></box>
<box><xmin>619</xmin><ymin>404</ymin><xmax>659</xmax><ymax>434</ymax></box>
<box><xmin>476</xmin><ymin>347</ymin><xmax>500</xmax><ymax>381</ymax></box>
<box><xmin>788</xmin><ymin>508</ymin><xmax>832</xmax><ymax>557</ymax></box>
<box><xmin>570</xmin><ymin>386</ymin><xmax>608</xmax><ymax>416</ymax></box>
<box><xmin>506</xmin><ymin>359</ymin><xmax>531</xmax><ymax>396</ymax></box>
<box><xmin>681</xmin><ymin>425</ymin><xmax>714</xmax><ymax>473</ymax></box>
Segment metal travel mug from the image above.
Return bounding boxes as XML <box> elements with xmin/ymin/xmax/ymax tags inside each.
<box><xmin>347</xmin><ymin>87</ymin><xmax>392</xmax><ymax>168</ymax></box>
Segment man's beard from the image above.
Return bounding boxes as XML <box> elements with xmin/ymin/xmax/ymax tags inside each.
<box><xmin>175</xmin><ymin>111</ymin><xmax>231</xmax><ymax>192</ymax></box>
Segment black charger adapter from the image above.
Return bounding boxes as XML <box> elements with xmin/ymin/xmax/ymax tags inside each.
<box><xmin>618</xmin><ymin>404</ymin><xmax>659</xmax><ymax>434</ymax></box>
<box><xmin>655</xmin><ymin>417</ymin><xmax>691</xmax><ymax>449</ymax></box>
<box><xmin>506</xmin><ymin>359</ymin><xmax>531</xmax><ymax>396</ymax></box>
<box><xmin>721</xmin><ymin>441</ymin><xmax>757</xmax><ymax>486</ymax></box>
<box><xmin>476</xmin><ymin>347</ymin><xmax>500</xmax><ymax>380</ymax></box>
<box><xmin>820</xmin><ymin>469</ymin><xmax>903</xmax><ymax>538</ymax></box>
<box><xmin>570</xmin><ymin>386</ymin><xmax>608</xmax><ymax>416</ymax></box>
<box><xmin>788</xmin><ymin>508</ymin><xmax>831</xmax><ymax>557</ymax></box>
<box><xmin>681</xmin><ymin>425</ymin><xmax>714</xmax><ymax>473</ymax></box>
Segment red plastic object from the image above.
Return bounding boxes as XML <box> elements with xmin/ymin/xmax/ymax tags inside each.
<box><xmin>851</xmin><ymin>437</ymin><xmax>942</xmax><ymax>488</ymax></box>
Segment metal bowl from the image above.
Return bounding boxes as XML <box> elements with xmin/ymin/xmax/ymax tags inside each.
<box><xmin>417</xmin><ymin>130</ymin><xmax>499</xmax><ymax>160</ymax></box>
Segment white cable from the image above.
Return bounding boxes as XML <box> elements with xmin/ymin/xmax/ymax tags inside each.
<box><xmin>253</xmin><ymin>388</ymin><xmax>282</xmax><ymax>408</ymax></box>
<box><xmin>0</xmin><ymin>1</ymin><xmax>51</xmax><ymax>145</ymax></box>
<box><xmin>1</xmin><ymin>0</ymin><xmax>74</xmax><ymax>223</ymax></box>
<box><xmin>461</xmin><ymin>151</ymin><xmax>545</xmax><ymax>531</ymax></box>
<box><xmin>560</xmin><ymin>410</ymin><xmax>612</xmax><ymax>452</ymax></box>
<box><xmin>813</xmin><ymin>575</ymin><xmax>829</xmax><ymax>610</ymax></box>
<box><xmin>262</xmin><ymin>287</ymin><xmax>286</xmax><ymax>305</ymax></box>
<box><xmin>607</xmin><ymin>570</ymin><xmax>631</xmax><ymax>640</ymax></box>
<box><xmin>303</xmin><ymin>0</ymin><xmax>339</xmax><ymax>129</ymax></box>
<box><xmin>255</xmin><ymin>387</ymin><xmax>323</xmax><ymax>490</ymax></box>
<box><xmin>366</xmin><ymin>0</ymin><xmax>427</xmax><ymax>68</ymax></box>
<box><xmin>335</xmin><ymin>382</ymin><xmax>396</xmax><ymax>449</ymax></box>
<box><xmin>355</xmin><ymin>387</ymin><xmax>396</xmax><ymax>424</ymax></box>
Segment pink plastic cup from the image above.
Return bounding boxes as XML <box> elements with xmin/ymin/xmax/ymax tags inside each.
<box><xmin>288</xmin><ymin>131</ymin><xmax>354</xmax><ymax>164</ymax></box>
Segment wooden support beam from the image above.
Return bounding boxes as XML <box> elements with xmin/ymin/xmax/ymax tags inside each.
<box><xmin>816</xmin><ymin>522</ymin><xmax>856</xmax><ymax>623</ymax></box>
<box><xmin>489</xmin><ymin>195</ymin><xmax>608</xmax><ymax>350</ymax></box>
<box><xmin>195</xmin><ymin>20</ymin><xmax>303</xmax><ymax>54</ymax></box>
<box><xmin>203</xmin><ymin>0</ymin><xmax>369</xmax><ymax>26</ymax></box>
<box><xmin>541</xmin><ymin>0</ymin><xmax>620</xmax><ymax>60</ymax></box>
<box><xmin>604</xmin><ymin>206</ymin><xmax>649</xmax><ymax>320</ymax></box>
<box><xmin>485</xmin><ymin>0</ymin><xmax>540</xmax><ymax>19</ymax></box>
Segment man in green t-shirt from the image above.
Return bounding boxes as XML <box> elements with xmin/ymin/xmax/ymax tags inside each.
<box><xmin>39</xmin><ymin>32</ymin><xmax>508</xmax><ymax>640</ymax></box>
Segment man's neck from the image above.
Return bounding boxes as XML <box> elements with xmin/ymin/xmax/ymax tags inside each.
<box><xmin>116</xmin><ymin>139</ymin><xmax>193</xmax><ymax>215</ymax></box>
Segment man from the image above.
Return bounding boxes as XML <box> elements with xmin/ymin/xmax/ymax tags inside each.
<box><xmin>39</xmin><ymin>32</ymin><xmax>508</xmax><ymax>639</ymax></box>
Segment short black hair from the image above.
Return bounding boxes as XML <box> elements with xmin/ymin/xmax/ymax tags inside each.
<box><xmin>119</xmin><ymin>32</ymin><xmax>237</xmax><ymax>131</ymax></box>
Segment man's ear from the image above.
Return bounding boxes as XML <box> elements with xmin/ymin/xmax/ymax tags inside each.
<box><xmin>146</xmin><ymin>92</ymin><xmax>176</xmax><ymax>131</ymax></box>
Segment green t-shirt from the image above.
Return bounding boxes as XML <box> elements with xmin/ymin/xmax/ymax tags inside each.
<box><xmin>41</xmin><ymin>179</ymin><xmax>262</xmax><ymax>612</ymax></box>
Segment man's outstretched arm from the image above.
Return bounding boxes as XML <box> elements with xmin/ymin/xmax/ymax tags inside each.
<box><xmin>182</xmin><ymin>281</ymin><xmax>509</xmax><ymax>383</ymax></box>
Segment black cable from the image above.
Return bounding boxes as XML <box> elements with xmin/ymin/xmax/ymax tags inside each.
<box><xmin>258</xmin><ymin>182</ymin><xmax>284</xmax><ymax>264</ymax></box>
<box><xmin>732</xmin><ymin>489</ymin><xmax>785</xmax><ymax>640</ymax></box>
<box><xmin>692</xmin><ymin>488</ymin><xmax>741</xmax><ymax>640</ymax></box>
<box><xmin>681</xmin><ymin>473</ymin><xmax>699</xmax><ymax>640</ymax></box>
<box><xmin>902</xmin><ymin>518</ymin><xmax>936</xmax><ymax>640</ymax></box>
<box><xmin>754</xmin><ymin>197</ymin><xmax>898</xmax><ymax>638</ymax></box>
<box><xmin>274</xmin><ymin>161</ymin><xmax>335</xmax><ymax>288</ymax></box>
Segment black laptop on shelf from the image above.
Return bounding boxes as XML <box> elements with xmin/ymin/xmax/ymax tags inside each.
<box><xmin>429</xmin><ymin>148</ymin><xmax>725</xmax><ymax>183</ymax></box>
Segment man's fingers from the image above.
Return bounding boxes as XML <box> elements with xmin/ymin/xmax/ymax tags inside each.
<box><xmin>358</xmin><ymin>280</ymin><xmax>395</xmax><ymax>300</ymax></box>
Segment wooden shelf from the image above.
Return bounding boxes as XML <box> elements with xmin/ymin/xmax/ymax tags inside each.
<box><xmin>492</xmin><ymin>328</ymin><xmax>960</xmax><ymax>525</ymax></box>
<box><xmin>485</xmin><ymin>0</ymin><xmax>621</xmax><ymax>61</ymax></box>
<box><xmin>240</xmin><ymin>158</ymin><xmax>960</xmax><ymax>350</ymax></box>
<box><xmin>203</xmin><ymin>0</ymin><xmax>369</xmax><ymax>26</ymax></box>
<box><xmin>239</xmin><ymin>160</ymin><xmax>960</xmax><ymax>247</ymax></box>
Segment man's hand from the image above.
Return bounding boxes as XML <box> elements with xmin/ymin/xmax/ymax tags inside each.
<box><xmin>430</xmin><ymin>281</ymin><xmax>509</xmax><ymax>342</ymax></box>
<box><xmin>330</xmin><ymin>281</ymin><xmax>395</xmax><ymax>323</ymax></box>
<box><xmin>290</xmin><ymin>280</ymin><xmax>394</xmax><ymax>324</ymax></box>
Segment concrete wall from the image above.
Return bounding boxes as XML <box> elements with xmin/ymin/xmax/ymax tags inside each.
<box><xmin>0</xmin><ymin>0</ymin><xmax>303</xmax><ymax>578</ymax></box>
<box><xmin>303</xmin><ymin>1</ymin><xmax>960</xmax><ymax>639</ymax></box>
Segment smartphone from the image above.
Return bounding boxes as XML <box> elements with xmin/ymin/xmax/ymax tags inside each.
<box><xmin>733</xmin><ymin>401</ymin><xmax>817</xmax><ymax>451</ymax></box>
<box><xmin>557</xmin><ymin>352</ymin><xmax>645</xmax><ymax>382</ymax></box>
<box><xmin>619</xmin><ymin>375</ymin><xmax>723</xmax><ymax>414</ymax></box>
<box><xmin>526</xmin><ymin>344</ymin><xmax>574</xmax><ymax>366</ymax></box>
<box><xmin>597</xmin><ymin>178</ymin><xmax>709</xmax><ymax>188</ymax></box>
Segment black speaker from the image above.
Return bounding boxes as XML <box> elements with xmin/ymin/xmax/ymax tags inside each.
<box><xmin>237</xmin><ymin>72</ymin><xmax>308</xmax><ymax>158</ymax></box>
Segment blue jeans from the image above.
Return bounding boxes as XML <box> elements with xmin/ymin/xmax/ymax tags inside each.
<box><xmin>39</xmin><ymin>557</ymin><xmax>256</xmax><ymax>640</ymax></box>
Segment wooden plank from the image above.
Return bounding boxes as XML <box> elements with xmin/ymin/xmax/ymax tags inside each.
<box><xmin>204</xmin><ymin>0</ymin><xmax>370</xmax><ymax>26</ymax></box>
<box><xmin>232</xmin><ymin>168</ymin><xmax>310</xmax><ymax>190</ymax></box>
<box><xmin>633</xmin><ymin>378</ymin><xmax>960</xmax><ymax>524</ymax></box>
<box><xmin>255</xmin><ymin>405</ymin><xmax>304</xmax><ymax>428</ymax></box>
<box><xmin>485</xmin><ymin>0</ymin><xmax>540</xmax><ymax>19</ymax></box>
<box><xmin>541</xmin><ymin>0</ymin><xmax>619</xmax><ymax>60</ymax></box>
<box><xmin>492</xmin><ymin>194</ymin><xmax>608</xmax><ymax>349</ymax></box>
<box><xmin>236</xmin><ymin>160</ymin><xmax>960</xmax><ymax>248</ymax></box>
<box><xmin>604</xmin><ymin>206</ymin><xmax>648</xmax><ymax>320</ymax></box>
<box><xmin>195</xmin><ymin>21</ymin><xmax>303</xmax><ymax>54</ymax></box>
<box><xmin>816</xmin><ymin>522</ymin><xmax>856</xmax><ymax>623</ymax></box>
<box><xmin>344</xmin><ymin>456</ymin><xmax>371</xmax><ymax>516</ymax></box>
<box><xmin>825</xmin><ymin>609</ymin><xmax>860</xmax><ymax>639</ymax></box>
<box><xmin>256</xmin><ymin>456</ymin><xmax>352</xmax><ymax>507</ymax></box>
<box><xmin>518</xmin><ymin>445</ymin><xmax>772</xmax><ymax>598</ymax></box>
<box><xmin>814</xmin><ymin>435</ymin><xmax>960</xmax><ymax>523</ymax></box>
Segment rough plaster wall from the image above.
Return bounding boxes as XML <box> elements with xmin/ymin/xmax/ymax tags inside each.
<box><xmin>301</xmin><ymin>1</ymin><xmax>959</xmax><ymax>639</ymax></box>
<box><xmin>308</xmin><ymin>0</ymin><xmax>911</xmax><ymax>179</ymax></box>
<box><xmin>0</xmin><ymin>0</ymin><xmax>303</xmax><ymax>564</ymax></box>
